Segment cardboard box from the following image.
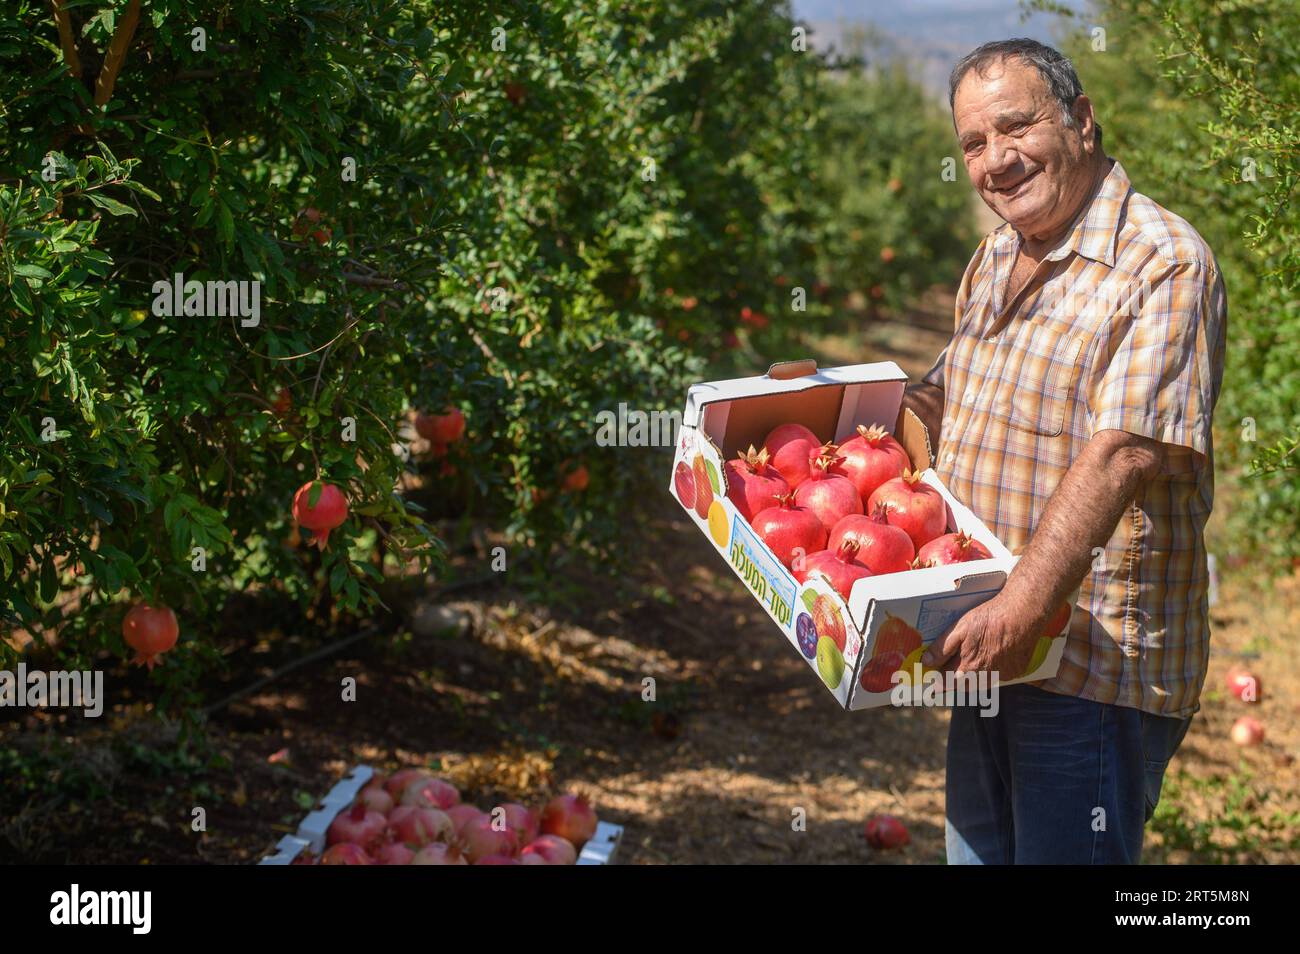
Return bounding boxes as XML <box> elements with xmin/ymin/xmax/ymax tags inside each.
<box><xmin>669</xmin><ymin>359</ymin><xmax>1069</xmax><ymax>709</ymax></box>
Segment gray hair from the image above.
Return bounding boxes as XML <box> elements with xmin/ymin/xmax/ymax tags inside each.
<box><xmin>948</xmin><ymin>38</ymin><xmax>1102</xmax><ymax>147</ymax></box>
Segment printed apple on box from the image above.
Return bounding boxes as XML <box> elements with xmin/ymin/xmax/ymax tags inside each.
<box><xmin>669</xmin><ymin>360</ymin><xmax>1070</xmax><ymax>710</ymax></box>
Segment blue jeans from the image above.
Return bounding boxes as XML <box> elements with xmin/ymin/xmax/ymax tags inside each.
<box><xmin>945</xmin><ymin>683</ymin><xmax>1192</xmax><ymax>864</ymax></box>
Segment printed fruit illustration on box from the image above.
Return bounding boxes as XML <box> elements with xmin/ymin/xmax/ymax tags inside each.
<box><xmin>873</xmin><ymin>612</ymin><xmax>921</xmax><ymax>659</ymax></box>
<box><xmin>673</xmin><ymin>460</ymin><xmax>696</xmax><ymax>511</ymax></box>
<box><xmin>707</xmin><ymin>500</ymin><xmax>729</xmax><ymax>548</ymax></box>
<box><xmin>816</xmin><ymin>636</ymin><xmax>845</xmax><ymax>689</ymax></box>
<box><xmin>796</xmin><ymin>612</ymin><xmax>818</xmax><ymax>660</ymax></box>
<box><xmin>809</xmin><ymin>592</ymin><xmax>846</xmax><ymax>652</ymax></box>
<box><xmin>692</xmin><ymin>453</ymin><xmax>716</xmax><ymax>520</ymax></box>
<box><xmin>859</xmin><ymin>649</ymin><xmax>905</xmax><ymax>693</ymax></box>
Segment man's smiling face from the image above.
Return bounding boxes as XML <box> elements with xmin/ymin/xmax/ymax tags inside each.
<box><xmin>953</xmin><ymin>57</ymin><xmax>1098</xmax><ymax>243</ymax></box>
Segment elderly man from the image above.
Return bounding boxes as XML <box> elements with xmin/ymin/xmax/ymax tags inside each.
<box><xmin>902</xmin><ymin>39</ymin><xmax>1227</xmax><ymax>864</ymax></box>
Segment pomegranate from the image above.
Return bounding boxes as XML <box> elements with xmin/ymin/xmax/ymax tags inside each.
<box><xmin>867</xmin><ymin>470</ymin><xmax>947</xmax><ymax>551</ymax></box>
<box><xmin>291</xmin><ymin>480</ymin><xmax>349</xmax><ymax>550</ymax></box>
<box><xmin>916</xmin><ymin>531</ymin><xmax>992</xmax><ymax>566</ymax></box>
<box><xmin>410</xmin><ymin>843</ymin><xmax>468</xmax><ymax>865</ymax></box>
<box><xmin>724</xmin><ymin>445</ymin><xmax>790</xmax><ymax>522</ymax></box>
<box><xmin>811</xmin><ymin>593</ymin><xmax>846</xmax><ymax>652</ymax></box>
<box><xmin>540</xmin><ymin>793</ymin><xmax>598</xmax><ymax>850</ymax></box>
<box><xmin>499</xmin><ymin>803</ymin><xmax>540</xmax><ymax>844</ymax></box>
<box><xmin>399</xmin><ymin>777</ymin><xmax>460</xmax><ymax>810</ymax></box>
<box><xmin>357</xmin><ymin>784</ymin><xmax>394</xmax><ymax>815</ymax></box>
<box><xmin>691</xmin><ymin>453</ymin><xmax>713</xmax><ymax>519</ymax></box>
<box><xmin>561</xmin><ymin>462</ymin><xmax>589</xmax><ymax>493</ymax></box>
<box><xmin>860</xmin><ymin>650</ymin><xmax>905</xmax><ymax>693</ymax></box>
<box><xmin>794</xmin><ymin>454</ymin><xmax>862</xmax><ymax>534</ymax></box>
<box><xmin>864</xmin><ymin>814</ymin><xmax>910</xmax><ymax>850</ymax></box>
<box><xmin>327</xmin><ymin>802</ymin><xmax>388</xmax><ymax>848</ymax></box>
<box><xmin>827</xmin><ymin>504</ymin><xmax>915</xmax><ymax>575</ymax></box>
<box><xmin>475</xmin><ymin>854</ymin><xmax>522</xmax><ymax>865</ymax></box>
<box><xmin>460</xmin><ymin>815</ymin><xmax>521</xmax><ymax>862</ymax></box>
<box><xmin>319</xmin><ymin>843</ymin><xmax>373</xmax><ymax>865</ymax></box>
<box><xmin>1226</xmin><ymin>666</ymin><xmax>1261</xmax><ymax>703</ymax></box>
<box><xmin>873</xmin><ymin>613</ymin><xmax>922</xmax><ymax>658</ymax></box>
<box><xmin>415</xmin><ymin>406</ymin><xmax>465</xmax><ymax>444</ymax></box>
<box><xmin>445</xmin><ymin>803</ymin><xmax>488</xmax><ymax>835</ymax></box>
<box><xmin>752</xmin><ymin>493</ymin><xmax>827</xmax><ymax>571</ymax></box>
<box><xmin>388</xmin><ymin>806</ymin><xmax>453</xmax><ymax>847</ymax></box>
<box><xmin>832</xmin><ymin>424</ymin><xmax>909</xmax><ymax>502</ymax></box>
<box><xmin>796</xmin><ymin>539</ymin><xmax>872</xmax><ymax>602</ymax></box>
<box><xmin>375</xmin><ymin>842</ymin><xmax>415</xmax><ymax>865</ymax></box>
<box><xmin>1230</xmin><ymin>716</ymin><xmax>1264</xmax><ymax>746</ymax></box>
<box><xmin>121</xmin><ymin>603</ymin><xmax>180</xmax><ymax>670</ymax></box>
<box><xmin>763</xmin><ymin>422</ymin><xmax>822</xmax><ymax>489</ymax></box>
<box><xmin>521</xmin><ymin>834</ymin><xmax>578</xmax><ymax>866</ymax></box>
<box><xmin>384</xmin><ymin>768</ymin><xmax>432</xmax><ymax>797</ymax></box>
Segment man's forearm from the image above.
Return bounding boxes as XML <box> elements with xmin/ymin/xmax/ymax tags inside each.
<box><xmin>999</xmin><ymin>430</ymin><xmax>1163</xmax><ymax>629</ymax></box>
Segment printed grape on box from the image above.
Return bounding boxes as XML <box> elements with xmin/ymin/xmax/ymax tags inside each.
<box><xmin>670</xmin><ymin>361</ymin><xmax>1067</xmax><ymax>710</ymax></box>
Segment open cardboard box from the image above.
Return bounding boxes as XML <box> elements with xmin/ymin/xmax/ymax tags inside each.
<box><xmin>669</xmin><ymin>359</ymin><xmax>1068</xmax><ymax>710</ymax></box>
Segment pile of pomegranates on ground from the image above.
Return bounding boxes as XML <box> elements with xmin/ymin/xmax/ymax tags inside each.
<box><xmin>728</xmin><ymin>422</ymin><xmax>992</xmax><ymax>600</ymax></box>
<box><xmin>305</xmin><ymin>770</ymin><xmax>599</xmax><ymax>865</ymax></box>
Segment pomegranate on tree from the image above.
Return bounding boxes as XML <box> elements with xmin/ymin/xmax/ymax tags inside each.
<box><xmin>794</xmin><ymin>454</ymin><xmax>862</xmax><ymax>535</ymax></box>
<box><xmin>763</xmin><ymin>422</ymin><xmax>822</xmax><ymax>489</ymax></box>
<box><xmin>291</xmin><ymin>480</ymin><xmax>349</xmax><ymax>550</ymax></box>
<box><xmin>561</xmin><ymin>461</ymin><xmax>589</xmax><ymax>493</ymax></box>
<box><xmin>915</xmin><ymin>531</ymin><xmax>992</xmax><ymax>566</ymax></box>
<box><xmin>724</xmin><ymin>445</ymin><xmax>790</xmax><ymax>522</ymax></box>
<box><xmin>121</xmin><ymin>603</ymin><xmax>180</xmax><ymax>670</ymax></box>
<box><xmin>832</xmin><ymin>424</ymin><xmax>909</xmax><ymax>502</ymax></box>
<box><xmin>752</xmin><ymin>493</ymin><xmax>827</xmax><ymax>571</ymax></box>
<box><xmin>795</xmin><ymin>540</ymin><xmax>872</xmax><ymax>602</ymax></box>
<box><xmin>540</xmin><ymin>793</ymin><xmax>599</xmax><ymax>850</ymax></box>
<box><xmin>415</xmin><ymin>406</ymin><xmax>466</xmax><ymax>445</ymax></box>
<box><xmin>827</xmin><ymin>503</ymin><xmax>915</xmax><ymax>575</ymax></box>
<box><xmin>866</xmin><ymin>470</ymin><xmax>947</xmax><ymax>550</ymax></box>
<box><xmin>327</xmin><ymin>802</ymin><xmax>388</xmax><ymax>849</ymax></box>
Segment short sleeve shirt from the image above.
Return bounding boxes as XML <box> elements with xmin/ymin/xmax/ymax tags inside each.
<box><xmin>927</xmin><ymin>159</ymin><xmax>1227</xmax><ymax>718</ymax></box>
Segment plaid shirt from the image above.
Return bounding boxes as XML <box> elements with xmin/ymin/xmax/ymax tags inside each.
<box><xmin>924</xmin><ymin>159</ymin><xmax>1227</xmax><ymax>718</ymax></box>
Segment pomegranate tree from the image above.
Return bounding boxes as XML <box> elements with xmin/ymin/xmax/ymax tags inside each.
<box><xmin>121</xmin><ymin>603</ymin><xmax>180</xmax><ymax>670</ymax></box>
<box><xmin>832</xmin><ymin>424</ymin><xmax>909</xmax><ymax>502</ymax></box>
<box><xmin>793</xmin><ymin>454</ymin><xmax>862</xmax><ymax>534</ymax></box>
<box><xmin>291</xmin><ymin>480</ymin><xmax>349</xmax><ymax>550</ymax></box>
<box><xmin>752</xmin><ymin>493</ymin><xmax>827</xmax><ymax>570</ymax></box>
<box><xmin>724</xmin><ymin>445</ymin><xmax>790</xmax><ymax>522</ymax></box>
<box><xmin>866</xmin><ymin>470</ymin><xmax>947</xmax><ymax>550</ymax></box>
<box><xmin>827</xmin><ymin>503</ymin><xmax>914</xmax><ymax>575</ymax></box>
<box><xmin>763</xmin><ymin>422</ymin><xmax>822</xmax><ymax>489</ymax></box>
<box><xmin>796</xmin><ymin>539</ymin><xmax>872</xmax><ymax>602</ymax></box>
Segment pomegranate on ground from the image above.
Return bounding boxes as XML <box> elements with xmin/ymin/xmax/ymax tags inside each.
<box><xmin>827</xmin><ymin>503</ymin><xmax>914</xmax><ymax>575</ymax></box>
<box><xmin>1226</xmin><ymin>666</ymin><xmax>1262</xmax><ymax>703</ymax></box>
<box><xmin>121</xmin><ymin>603</ymin><xmax>180</xmax><ymax>670</ymax></box>
<box><xmin>724</xmin><ymin>445</ymin><xmax>790</xmax><ymax>522</ymax></box>
<box><xmin>832</xmin><ymin>424</ymin><xmax>909</xmax><ymax>502</ymax></box>
<box><xmin>796</xmin><ymin>539</ymin><xmax>872</xmax><ymax>602</ymax></box>
<box><xmin>1230</xmin><ymin>716</ymin><xmax>1264</xmax><ymax>747</ymax></box>
<box><xmin>752</xmin><ymin>493</ymin><xmax>827</xmax><ymax>571</ymax></box>
<box><xmin>915</xmin><ymin>530</ymin><xmax>992</xmax><ymax>566</ymax></box>
<box><xmin>794</xmin><ymin>454</ymin><xmax>862</xmax><ymax>534</ymax></box>
<box><xmin>864</xmin><ymin>814</ymin><xmax>910</xmax><ymax>850</ymax></box>
<box><xmin>763</xmin><ymin>422</ymin><xmax>822</xmax><ymax>489</ymax></box>
<box><xmin>866</xmin><ymin>470</ymin><xmax>947</xmax><ymax>550</ymax></box>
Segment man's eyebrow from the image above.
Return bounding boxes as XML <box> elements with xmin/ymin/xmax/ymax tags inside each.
<box><xmin>957</xmin><ymin>109</ymin><xmax>1041</xmax><ymax>143</ymax></box>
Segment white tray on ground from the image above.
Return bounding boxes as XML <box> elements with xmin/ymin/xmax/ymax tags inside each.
<box><xmin>258</xmin><ymin>765</ymin><xmax>622</xmax><ymax>865</ymax></box>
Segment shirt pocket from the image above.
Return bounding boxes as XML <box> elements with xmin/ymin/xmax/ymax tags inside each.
<box><xmin>989</xmin><ymin>321</ymin><xmax>1086</xmax><ymax>438</ymax></box>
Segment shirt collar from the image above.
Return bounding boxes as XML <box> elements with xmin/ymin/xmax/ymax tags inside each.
<box><xmin>992</xmin><ymin>157</ymin><xmax>1130</xmax><ymax>268</ymax></box>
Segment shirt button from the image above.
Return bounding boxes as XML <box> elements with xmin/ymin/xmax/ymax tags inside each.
<box><xmin>945</xmin><ymin>451</ymin><xmax>956</xmax><ymax>465</ymax></box>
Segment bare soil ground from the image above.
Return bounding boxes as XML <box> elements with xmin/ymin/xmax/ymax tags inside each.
<box><xmin>3</xmin><ymin>291</ymin><xmax>1295</xmax><ymax>865</ymax></box>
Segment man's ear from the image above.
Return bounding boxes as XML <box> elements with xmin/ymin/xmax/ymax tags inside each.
<box><xmin>1074</xmin><ymin>95</ymin><xmax>1097</xmax><ymax>153</ymax></box>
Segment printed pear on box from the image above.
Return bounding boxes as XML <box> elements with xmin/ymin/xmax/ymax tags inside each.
<box><xmin>668</xmin><ymin>359</ymin><xmax>1070</xmax><ymax>711</ymax></box>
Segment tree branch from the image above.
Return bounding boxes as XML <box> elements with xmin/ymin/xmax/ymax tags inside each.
<box><xmin>93</xmin><ymin>0</ymin><xmax>142</xmax><ymax>108</ymax></box>
<box><xmin>50</xmin><ymin>0</ymin><xmax>82</xmax><ymax>81</ymax></box>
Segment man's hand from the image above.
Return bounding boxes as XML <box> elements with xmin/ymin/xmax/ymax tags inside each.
<box><xmin>922</xmin><ymin>590</ymin><xmax>1041</xmax><ymax>677</ymax></box>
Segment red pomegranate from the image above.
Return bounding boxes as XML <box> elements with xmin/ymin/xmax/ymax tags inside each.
<box><xmin>383</xmin><ymin>768</ymin><xmax>431</xmax><ymax>797</ymax></box>
<box><xmin>867</xmin><ymin>470</ymin><xmax>947</xmax><ymax>550</ymax></box>
<box><xmin>561</xmin><ymin>462</ymin><xmax>589</xmax><ymax>493</ymax></box>
<box><xmin>794</xmin><ymin>454</ymin><xmax>863</xmax><ymax>534</ymax></box>
<box><xmin>357</xmin><ymin>783</ymin><xmax>393</xmax><ymax>815</ymax></box>
<box><xmin>445</xmin><ymin>803</ymin><xmax>488</xmax><ymax>835</ymax></box>
<box><xmin>752</xmin><ymin>493</ymin><xmax>827</xmax><ymax>571</ymax></box>
<box><xmin>399</xmin><ymin>776</ymin><xmax>460</xmax><ymax>810</ymax></box>
<box><xmin>724</xmin><ymin>445</ymin><xmax>790</xmax><ymax>522</ymax></box>
<box><xmin>410</xmin><ymin>843</ymin><xmax>468</xmax><ymax>865</ymax></box>
<box><xmin>916</xmin><ymin>531</ymin><xmax>992</xmax><ymax>566</ymax></box>
<box><xmin>864</xmin><ymin>814</ymin><xmax>910</xmax><ymax>850</ymax></box>
<box><xmin>521</xmin><ymin>834</ymin><xmax>578</xmax><ymax>865</ymax></box>
<box><xmin>796</xmin><ymin>539</ymin><xmax>872</xmax><ymax>602</ymax></box>
<box><xmin>375</xmin><ymin>842</ymin><xmax>416</xmax><ymax>865</ymax></box>
<box><xmin>827</xmin><ymin>503</ymin><xmax>915</xmax><ymax>575</ymax></box>
<box><xmin>540</xmin><ymin>793</ymin><xmax>599</xmax><ymax>850</ymax></box>
<box><xmin>1226</xmin><ymin>666</ymin><xmax>1262</xmax><ymax>703</ymax></box>
<box><xmin>327</xmin><ymin>802</ymin><xmax>387</xmax><ymax>849</ymax></box>
<box><xmin>319</xmin><ymin>843</ymin><xmax>373</xmax><ymax>865</ymax></box>
<box><xmin>763</xmin><ymin>422</ymin><xmax>822</xmax><ymax>489</ymax></box>
<box><xmin>832</xmin><ymin>424</ymin><xmax>909</xmax><ymax>502</ymax></box>
<box><xmin>415</xmin><ymin>406</ymin><xmax>466</xmax><ymax>444</ymax></box>
<box><xmin>499</xmin><ymin>803</ymin><xmax>541</xmax><ymax>844</ymax></box>
<box><xmin>291</xmin><ymin>480</ymin><xmax>349</xmax><ymax>550</ymax></box>
<box><xmin>460</xmin><ymin>815</ymin><xmax>521</xmax><ymax>862</ymax></box>
<box><xmin>121</xmin><ymin>603</ymin><xmax>180</xmax><ymax>670</ymax></box>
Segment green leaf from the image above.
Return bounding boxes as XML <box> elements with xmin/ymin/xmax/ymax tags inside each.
<box><xmin>40</xmin><ymin>555</ymin><xmax>58</xmax><ymax>602</ymax></box>
<box><xmin>85</xmin><ymin>193</ymin><xmax>137</xmax><ymax>217</ymax></box>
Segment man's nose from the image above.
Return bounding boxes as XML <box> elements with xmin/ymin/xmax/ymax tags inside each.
<box><xmin>982</xmin><ymin>135</ymin><xmax>1018</xmax><ymax>177</ymax></box>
